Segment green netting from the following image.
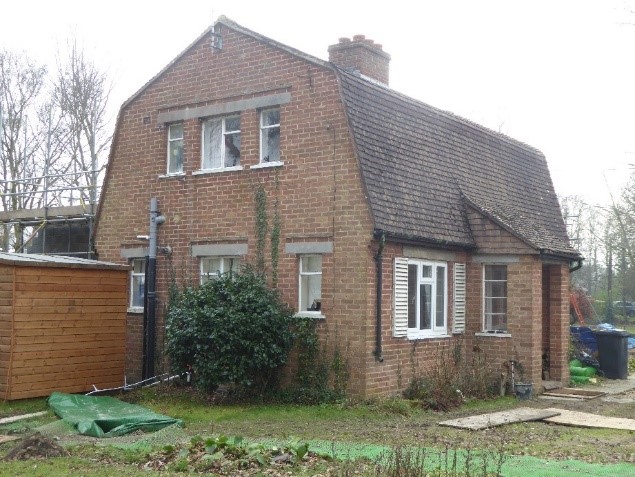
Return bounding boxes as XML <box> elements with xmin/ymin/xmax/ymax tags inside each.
<box><xmin>265</xmin><ymin>440</ymin><xmax>635</xmax><ymax>477</ymax></box>
<box><xmin>47</xmin><ymin>392</ymin><xmax>182</xmax><ymax>438</ymax></box>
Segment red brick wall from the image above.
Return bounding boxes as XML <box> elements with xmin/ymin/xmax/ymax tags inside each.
<box><xmin>96</xmin><ymin>24</ymin><xmax>376</xmax><ymax>396</ymax></box>
<box><xmin>545</xmin><ymin>264</ymin><xmax>570</xmax><ymax>383</ymax></box>
<box><xmin>364</xmin><ymin>242</ymin><xmax>470</xmax><ymax>396</ymax></box>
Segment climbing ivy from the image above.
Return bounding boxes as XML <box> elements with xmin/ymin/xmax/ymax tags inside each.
<box><xmin>270</xmin><ymin>174</ymin><xmax>281</xmax><ymax>287</ymax></box>
<box><xmin>254</xmin><ymin>184</ymin><xmax>268</xmax><ymax>275</ymax></box>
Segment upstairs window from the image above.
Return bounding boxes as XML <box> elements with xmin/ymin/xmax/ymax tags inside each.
<box><xmin>260</xmin><ymin>108</ymin><xmax>280</xmax><ymax>163</ymax></box>
<box><xmin>483</xmin><ymin>265</ymin><xmax>507</xmax><ymax>332</ymax></box>
<box><xmin>129</xmin><ymin>258</ymin><xmax>146</xmax><ymax>310</ymax></box>
<box><xmin>200</xmin><ymin>256</ymin><xmax>241</xmax><ymax>283</ymax></box>
<box><xmin>299</xmin><ymin>255</ymin><xmax>322</xmax><ymax>313</ymax></box>
<box><xmin>202</xmin><ymin>116</ymin><xmax>241</xmax><ymax>170</ymax></box>
<box><xmin>167</xmin><ymin>124</ymin><xmax>184</xmax><ymax>174</ymax></box>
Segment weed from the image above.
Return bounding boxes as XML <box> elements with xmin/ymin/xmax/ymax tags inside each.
<box><xmin>404</xmin><ymin>339</ymin><xmax>498</xmax><ymax>411</ymax></box>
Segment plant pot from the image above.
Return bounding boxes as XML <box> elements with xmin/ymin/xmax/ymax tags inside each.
<box><xmin>514</xmin><ymin>383</ymin><xmax>533</xmax><ymax>400</ymax></box>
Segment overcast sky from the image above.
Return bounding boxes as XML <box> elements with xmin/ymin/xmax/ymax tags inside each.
<box><xmin>2</xmin><ymin>0</ymin><xmax>635</xmax><ymax>206</ymax></box>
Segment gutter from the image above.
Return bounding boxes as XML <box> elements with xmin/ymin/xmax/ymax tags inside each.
<box><xmin>569</xmin><ymin>259</ymin><xmax>583</xmax><ymax>273</ymax></box>
<box><xmin>373</xmin><ymin>229</ymin><xmax>386</xmax><ymax>362</ymax></box>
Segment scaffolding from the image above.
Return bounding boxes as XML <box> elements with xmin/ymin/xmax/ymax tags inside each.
<box><xmin>0</xmin><ymin>99</ymin><xmax>101</xmax><ymax>258</ymax></box>
<box><xmin>0</xmin><ymin>170</ymin><xmax>99</xmax><ymax>258</ymax></box>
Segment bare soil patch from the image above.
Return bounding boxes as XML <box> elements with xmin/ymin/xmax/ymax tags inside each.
<box><xmin>4</xmin><ymin>432</ymin><xmax>70</xmax><ymax>461</ymax></box>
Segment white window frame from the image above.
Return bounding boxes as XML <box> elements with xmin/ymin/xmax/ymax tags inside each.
<box><xmin>200</xmin><ymin>256</ymin><xmax>241</xmax><ymax>284</ymax></box>
<box><xmin>200</xmin><ymin>115</ymin><xmax>242</xmax><ymax>171</ymax></box>
<box><xmin>167</xmin><ymin>123</ymin><xmax>184</xmax><ymax>175</ymax></box>
<box><xmin>129</xmin><ymin>258</ymin><xmax>146</xmax><ymax>312</ymax></box>
<box><xmin>297</xmin><ymin>255</ymin><xmax>323</xmax><ymax>317</ymax></box>
<box><xmin>393</xmin><ymin>258</ymin><xmax>448</xmax><ymax>339</ymax></box>
<box><xmin>259</xmin><ymin>108</ymin><xmax>281</xmax><ymax>164</ymax></box>
<box><xmin>483</xmin><ymin>265</ymin><xmax>508</xmax><ymax>332</ymax></box>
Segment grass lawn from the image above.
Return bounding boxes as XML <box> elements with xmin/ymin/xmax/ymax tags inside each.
<box><xmin>1</xmin><ymin>384</ymin><xmax>634</xmax><ymax>476</ymax></box>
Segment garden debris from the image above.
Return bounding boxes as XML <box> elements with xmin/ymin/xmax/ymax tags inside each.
<box><xmin>542</xmin><ymin>408</ymin><xmax>635</xmax><ymax>431</ymax></box>
<box><xmin>4</xmin><ymin>433</ymin><xmax>69</xmax><ymax>460</ymax></box>
<box><xmin>0</xmin><ymin>411</ymin><xmax>47</xmax><ymax>425</ymax></box>
<box><xmin>540</xmin><ymin>388</ymin><xmax>606</xmax><ymax>400</ymax></box>
<box><xmin>438</xmin><ymin>407</ymin><xmax>560</xmax><ymax>430</ymax></box>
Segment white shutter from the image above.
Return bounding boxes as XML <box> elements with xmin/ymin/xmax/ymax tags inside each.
<box><xmin>453</xmin><ymin>263</ymin><xmax>466</xmax><ymax>333</ymax></box>
<box><xmin>393</xmin><ymin>257</ymin><xmax>409</xmax><ymax>337</ymax></box>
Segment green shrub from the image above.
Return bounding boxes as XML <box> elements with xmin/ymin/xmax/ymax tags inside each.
<box><xmin>165</xmin><ymin>266</ymin><xmax>295</xmax><ymax>394</ymax></box>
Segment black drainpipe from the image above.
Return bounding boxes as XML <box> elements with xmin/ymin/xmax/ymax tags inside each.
<box><xmin>373</xmin><ymin>230</ymin><xmax>386</xmax><ymax>362</ymax></box>
<box><xmin>143</xmin><ymin>198</ymin><xmax>165</xmax><ymax>380</ymax></box>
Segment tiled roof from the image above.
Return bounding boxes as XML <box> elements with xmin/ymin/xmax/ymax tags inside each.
<box><xmin>337</xmin><ymin>69</ymin><xmax>579</xmax><ymax>258</ymax></box>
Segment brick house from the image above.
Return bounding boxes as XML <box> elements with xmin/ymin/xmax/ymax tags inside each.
<box><xmin>94</xmin><ymin>17</ymin><xmax>581</xmax><ymax>398</ymax></box>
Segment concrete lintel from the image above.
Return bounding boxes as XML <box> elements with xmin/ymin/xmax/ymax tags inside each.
<box><xmin>472</xmin><ymin>254</ymin><xmax>520</xmax><ymax>264</ymax></box>
<box><xmin>120</xmin><ymin>247</ymin><xmax>148</xmax><ymax>259</ymax></box>
<box><xmin>191</xmin><ymin>243</ymin><xmax>248</xmax><ymax>257</ymax></box>
<box><xmin>158</xmin><ymin>93</ymin><xmax>291</xmax><ymax>124</ymax></box>
<box><xmin>285</xmin><ymin>242</ymin><xmax>333</xmax><ymax>254</ymax></box>
<box><xmin>403</xmin><ymin>246</ymin><xmax>457</xmax><ymax>262</ymax></box>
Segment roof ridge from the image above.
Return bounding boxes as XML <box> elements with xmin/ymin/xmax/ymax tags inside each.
<box><xmin>217</xmin><ymin>16</ymin><xmax>329</xmax><ymax>69</ymax></box>
<box><xmin>336</xmin><ymin>68</ymin><xmax>544</xmax><ymax>157</ymax></box>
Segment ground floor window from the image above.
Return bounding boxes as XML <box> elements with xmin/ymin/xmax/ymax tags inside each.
<box><xmin>394</xmin><ymin>258</ymin><xmax>447</xmax><ymax>338</ymax></box>
<box><xmin>129</xmin><ymin>258</ymin><xmax>145</xmax><ymax>310</ymax></box>
<box><xmin>200</xmin><ymin>256</ymin><xmax>241</xmax><ymax>283</ymax></box>
<box><xmin>483</xmin><ymin>265</ymin><xmax>507</xmax><ymax>331</ymax></box>
<box><xmin>299</xmin><ymin>255</ymin><xmax>322</xmax><ymax>313</ymax></box>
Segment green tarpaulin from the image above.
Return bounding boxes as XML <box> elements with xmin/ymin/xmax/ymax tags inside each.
<box><xmin>47</xmin><ymin>392</ymin><xmax>182</xmax><ymax>438</ymax></box>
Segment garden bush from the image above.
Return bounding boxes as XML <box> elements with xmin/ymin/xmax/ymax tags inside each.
<box><xmin>165</xmin><ymin>266</ymin><xmax>295</xmax><ymax>394</ymax></box>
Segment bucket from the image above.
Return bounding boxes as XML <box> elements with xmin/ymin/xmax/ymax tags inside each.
<box><xmin>514</xmin><ymin>383</ymin><xmax>533</xmax><ymax>400</ymax></box>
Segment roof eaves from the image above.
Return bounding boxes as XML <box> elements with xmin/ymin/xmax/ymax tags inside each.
<box><xmin>376</xmin><ymin>228</ymin><xmax>476</xmax><ymax>251</ymax></box>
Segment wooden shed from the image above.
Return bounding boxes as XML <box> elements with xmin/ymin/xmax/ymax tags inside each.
<box><xmin>0</xmin><ymin>253</ymin><xmax>129</xmax><ymax>400</ymax></box>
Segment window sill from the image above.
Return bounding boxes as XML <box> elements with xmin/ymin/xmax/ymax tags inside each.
<box><xmin>294</xmin><ymin>312</ymin><xmax>325</xmax><ymax>319</ymax></box>
<box><xmin>475</xmin><ymin>331</ymin><xmax>512</xmax><ymax>338</ymax></box>
<box><xmin>158</xmin><ymin>172</ymin><xmax>185</xmax><ymax>179</ymax></box>
<box><xmin>193</xmin><ymin>166</ymin><xmax>243</xmax><ymax>175</ymax></box>
<box><xmin>250</xmin><ymin>161</ymin><xmax>284</xmax><ymax>170</ymax></box>
<box><xmin>407</xmin><ymin>333</ymin><xmax>450</xmax><ymax>340</ymax></box>
<box><xmin>127</xmin><ymin>307</ymin><xmax>144</xmax><ymax>314</ymax></box>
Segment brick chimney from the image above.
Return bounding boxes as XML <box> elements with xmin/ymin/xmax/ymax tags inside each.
<box><xmin>328</xmin><ymin>35</ymin><xmax>391</xmax><ymax>85</ymax></box>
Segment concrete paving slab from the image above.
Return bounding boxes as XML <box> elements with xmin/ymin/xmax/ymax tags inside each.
<box><xmin>438</xmin><ymin>407</ymin><xmax>560</xmax><ymax>430</ymax></box>
<box><xmin>542</xmin><ymin>408</ymin><xmax>635</xmax><ymax>431</ymax></box>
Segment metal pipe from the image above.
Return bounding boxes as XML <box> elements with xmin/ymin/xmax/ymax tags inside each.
<box><xmin>86</xmin><ymin>372</ymin><xmax>189</xmax><ymax>395</ymax></box>
<box><xmin>373</xmin><ymin>229</ymin><xmax>386</xmax><ymax>362</ymax></box>
<box><xmin>143</xmin><ymin>198</ymin><xmax>165</xmax><ymax>380</ymax></box>
<box><xmin>0</xmin><ymin>170</ymin><xmax>101</xmax><ymax>183</ymax></box>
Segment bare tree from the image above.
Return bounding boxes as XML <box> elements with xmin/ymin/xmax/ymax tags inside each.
<box><xmin>54</xmin><ymin>41</ymin><xmax>111</xmax><ymax>208</ymax></box>
<box><xmin>0</xmin><ymin>51</ymin><xmax>53</xmax><ymax>250</ymax></box>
